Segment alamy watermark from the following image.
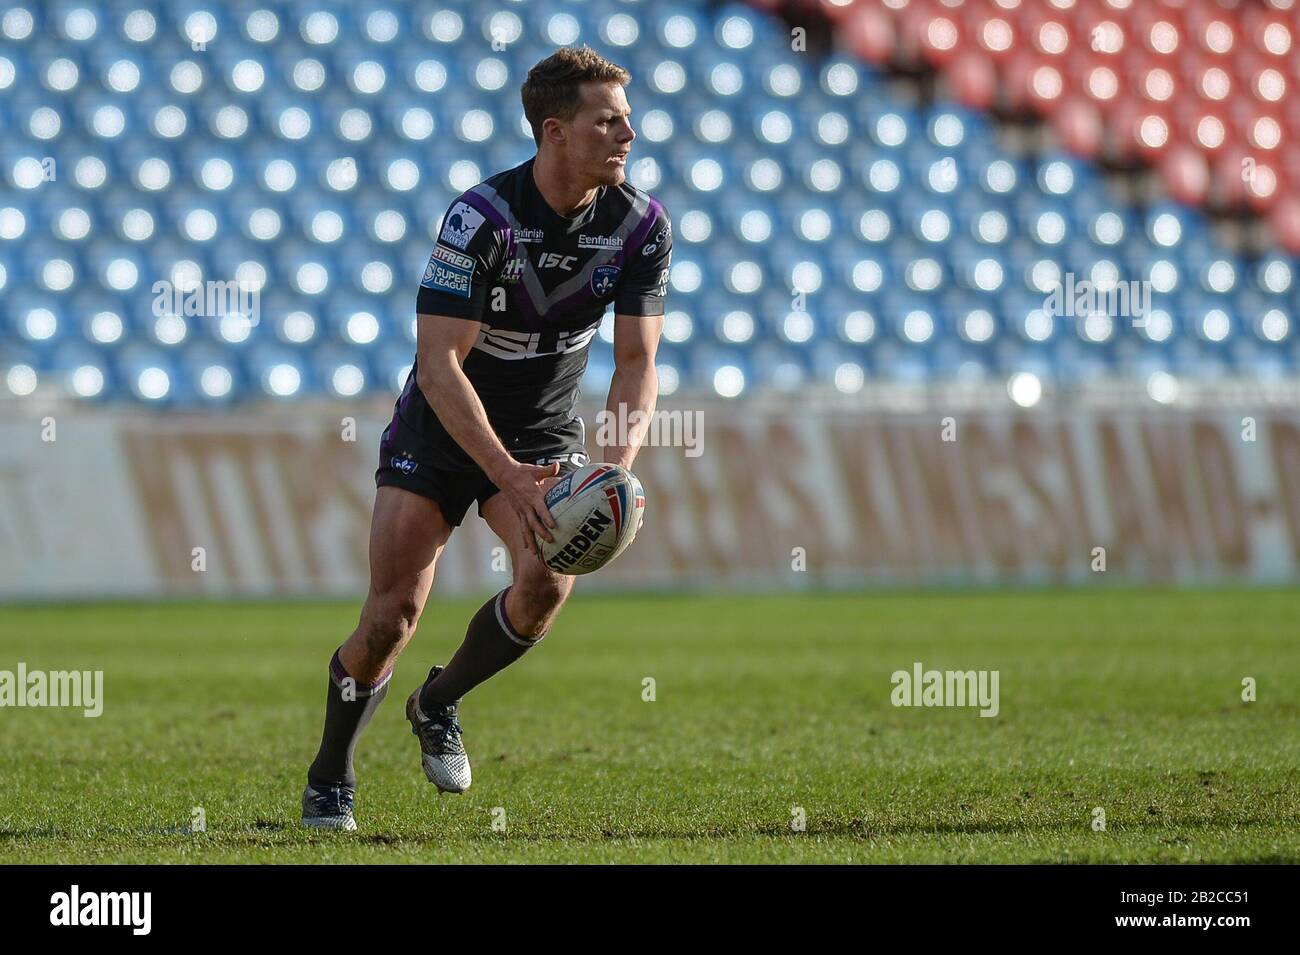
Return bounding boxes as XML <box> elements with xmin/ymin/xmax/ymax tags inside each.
<box><xmin>151</xmin><ymin>279</ymin><xmax>260</xmax><ymax>327</ymax></box>
<box><xmin>1044</xmin><ymin>273</ymin><xmax>1151</xmax><ymax>324</ymax></box>
<box><xmin>0</xmin><ymin>663</ymin><xmax>103</xmax><ymax>717</ymax></box>
<box><xmin>890</xmin><ymin>662</ymin><xmax>999</xmax><ymax>718</ymax></box>
<box><xmin>594</xmin><ymin>403</ymin><xmax>703</xmax><ymax>458</ymax></box>
<box><xmin>50</xmin><ymin>885</ymin><xmax>150</xmax><ymax>935</ymax></box>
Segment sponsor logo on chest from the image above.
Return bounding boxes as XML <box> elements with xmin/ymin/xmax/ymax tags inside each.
<box><xmin>500</xmin><ymin>255</ymin><xmax>527</xmax><ymax>284</ymax></box>
<box><xmin>474</xmin><ymin>324</ymin><xmax>600</xmax><ymax>360</ymax></box>
<box><xmin>538</xmin><ymin>252</ymin><xmax>578</xmax><ymax>271</ymax></box>
<box><xmin>578</xmin><ymin>234</ymin><xmax>623</xmax><ymax>250</ymax></box>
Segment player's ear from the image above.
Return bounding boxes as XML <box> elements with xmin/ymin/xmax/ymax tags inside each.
<box><xmin>542</xmin><ymin>117</ymin><xmax>565</xmax><ymax>146</ymax></box>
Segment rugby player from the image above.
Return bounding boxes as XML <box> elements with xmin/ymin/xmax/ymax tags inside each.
<box><xmin>302</xmin><ymin>47</ymin><xmax>671</xmax><ymax>830</ymax></box>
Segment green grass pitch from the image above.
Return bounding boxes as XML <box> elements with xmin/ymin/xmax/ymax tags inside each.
<box><xmin>1</xmin><ymin>589</ymin><xmax>1297</xmax><ymax>863</ymax></box>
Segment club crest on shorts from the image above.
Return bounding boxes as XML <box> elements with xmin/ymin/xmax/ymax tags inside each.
<box><xmin>591</xmin><ymin>265</ymin><xmax>620</xmax><ymax>297</ymax></box>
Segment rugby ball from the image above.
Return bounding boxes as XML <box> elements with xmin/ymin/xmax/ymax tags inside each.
<box><xmin>538</xmin><ymin>463</ymin><xmax>645</xmax><ymax>575</ymax></box>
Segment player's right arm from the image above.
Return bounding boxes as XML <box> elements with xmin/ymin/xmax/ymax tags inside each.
<box><xmin>414</xmin><ymin>196</ymin><xmax>556</xmax><ymax>557</ymax></box>
<box><xmin>414</xmin><ymin>314</ymin><xmax>557</xmax><ymax>556</ymax></box>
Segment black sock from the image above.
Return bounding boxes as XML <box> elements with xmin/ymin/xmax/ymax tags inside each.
<box><xmin>307</xmin><ymin>650</ymin><xmax>391</xmax><ymax>789</ymax></box>
<box><xmin>421</xmin><ymin>588</ymin><xmax>543</xmax><ymax>708</ymax></box>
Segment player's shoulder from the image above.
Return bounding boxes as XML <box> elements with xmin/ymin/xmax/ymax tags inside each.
<box><xmin>450</xmin><ymin>161</ymin><xmax>530</xmax><ymax>219</ymax></box>
<box><xmin>606</xmin><ymin>180</ymin><xmax>671</xmax><ymax>260</ymax></box>
<box><xmin>607</xmin><ymin>181</ymin><xmax>671</xmax><ymax>264</ymax></box>
<box><xmin>609</xmin><ymin>178</ymin><xmax>669</xmax><ymax>224</ymax></box>
<box><xmin>435</xmin><ymin>165</ymin><xmax>523</xmax><ymax>253</ymax></box>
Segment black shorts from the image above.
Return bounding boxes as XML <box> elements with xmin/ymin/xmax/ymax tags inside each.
<box><xmin>375</xmin><ymin>414</ymin><xmax>590</xmax><ymax>526</ymax></box>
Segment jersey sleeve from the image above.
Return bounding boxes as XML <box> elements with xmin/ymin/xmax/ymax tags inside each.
<box><xmin>415</xmin><ymin>196</ymin><xmax>505</xmax><ymax>322</ymax></box>
<box><xmin>614</xmin><ymin>205</ymin><xmax>672</xmax><ymax>317</ymax></box>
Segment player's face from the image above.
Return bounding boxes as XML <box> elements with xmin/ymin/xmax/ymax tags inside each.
<box><xmin>569</xmin><ymin>82</ymin><xmax>636</xmax><ymax>186</ymax></box>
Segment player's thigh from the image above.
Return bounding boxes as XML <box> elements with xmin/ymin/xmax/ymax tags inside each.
<box><xmin>365</xmin><ymin>484</ymin><xmax>455</xmax><ymax>617</ymax></box>
<box><xmin>480</xmin><ymin>490</ymin><xmax>574</xmax><ymax>604</ymax></box>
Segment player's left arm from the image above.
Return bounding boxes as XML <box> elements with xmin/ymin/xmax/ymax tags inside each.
<box><xmin>604</xmin><ymin>208</ymin><xmax>671</xmax><ymax>469</ymax></box>
<box><xmin>604</xmin><ymin>313</ymin><xmax>663</xmax><ymax>468</ymax></box>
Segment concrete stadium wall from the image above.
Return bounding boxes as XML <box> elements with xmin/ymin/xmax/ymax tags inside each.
<box><xmin>2</xmin><ymin>397</ymin><xmax>1298</xmax><ymax>598</ymax></box>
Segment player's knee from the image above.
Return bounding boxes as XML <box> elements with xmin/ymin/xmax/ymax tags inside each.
<box><xmin>524</xmin><ymin>570</ymin><xmax>570</xmax><ymax>611</ymax></box>
<box><xmin>362</xmin><ymin>592</ymin><xmax>424</xmax><ymax>650</ymax></box>
<box><xmin>510</xmin><ymin>571</ymin><xmax>571</xmax><ymax>636</ymax></box>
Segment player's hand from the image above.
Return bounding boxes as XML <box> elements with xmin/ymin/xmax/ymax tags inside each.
<box><xmin>493</xmin><ymin>460</ymin><xmax>560</xmax><ymax>559</ymax></box>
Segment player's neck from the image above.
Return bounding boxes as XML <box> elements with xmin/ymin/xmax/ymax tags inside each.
<box><xmin>531</xmin><ymin>152</ymin><xmax>599</xmax><ymax>219</ymax></box>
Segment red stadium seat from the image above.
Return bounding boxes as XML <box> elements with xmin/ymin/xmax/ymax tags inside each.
<box><xmin>801</xmin><ymin>0</ymin><xmax>1300</xmax><ymax>248</ymax></box>
<box><xmin>948</xmin><ymin>50</ymin><xmax>998</xmax><ymax>110</ymax></box>
<box><xmin>843</xmin><ymin>4</ymin><xmax>897</xmax><ymax>65</ymax></box>
<box><xmin>1270</xmin><ymin>197</ymin><xmax>1300</xmax><ymax>251</ymax></box>
<box><xmin>1160</xmin><ymin>143</ymin><xmax>1210</xmax><ymax>205</ymax></box>
<box><xmin>1052</xmin><ymin>95</ymin><xmax>1104</xmax><ymax>157</ymax></box>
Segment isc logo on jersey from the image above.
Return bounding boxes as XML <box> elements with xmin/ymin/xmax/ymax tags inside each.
<box><xmin>422</xmin><ymin>243</ymin><xmax>476</xmax><ymax>298</ymax></box>
<box><xmin>439</xmin><ymin>201</ymin><xmax>486</xmax><ymax>250</ymax></box>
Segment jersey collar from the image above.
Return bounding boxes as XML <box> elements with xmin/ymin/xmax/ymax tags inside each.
<box><xmin>525</xmin><ymin>157</ymin><xmax>602</xmax><ymax>234</ymax></box>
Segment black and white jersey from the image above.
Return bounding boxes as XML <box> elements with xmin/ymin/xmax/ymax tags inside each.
<box><xmin>388</xmin><ymin>156</ymin><xmax>672</xmax><ymax>469</ymax></box>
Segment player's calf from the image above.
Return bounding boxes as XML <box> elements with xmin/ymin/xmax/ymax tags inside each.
<box><xmin>306</xmin><ymin>652</ymin><xmax>393</xmax><ymax>792</ymax></box>
<box><xmin>417</xmin><ymin>586</ymin><xmax>548</xmax><ymax>711</ymax></box>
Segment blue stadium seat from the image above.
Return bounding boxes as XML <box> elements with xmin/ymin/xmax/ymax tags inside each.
<box><xmin>4</xmin><ymin>0</ymin><xmax>1300</xmax><ymax>402</ymax></box>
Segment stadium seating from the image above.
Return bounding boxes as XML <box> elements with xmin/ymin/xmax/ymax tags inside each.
<box><xmin>783</xmin><ymin>0</ymin><xmax>1300</xmax><ymax>240</ymax></box>
<box><xmin>1</xmin><ymin>0</ymin><xmax>1298</xmax><ymax>404</ymax></box>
